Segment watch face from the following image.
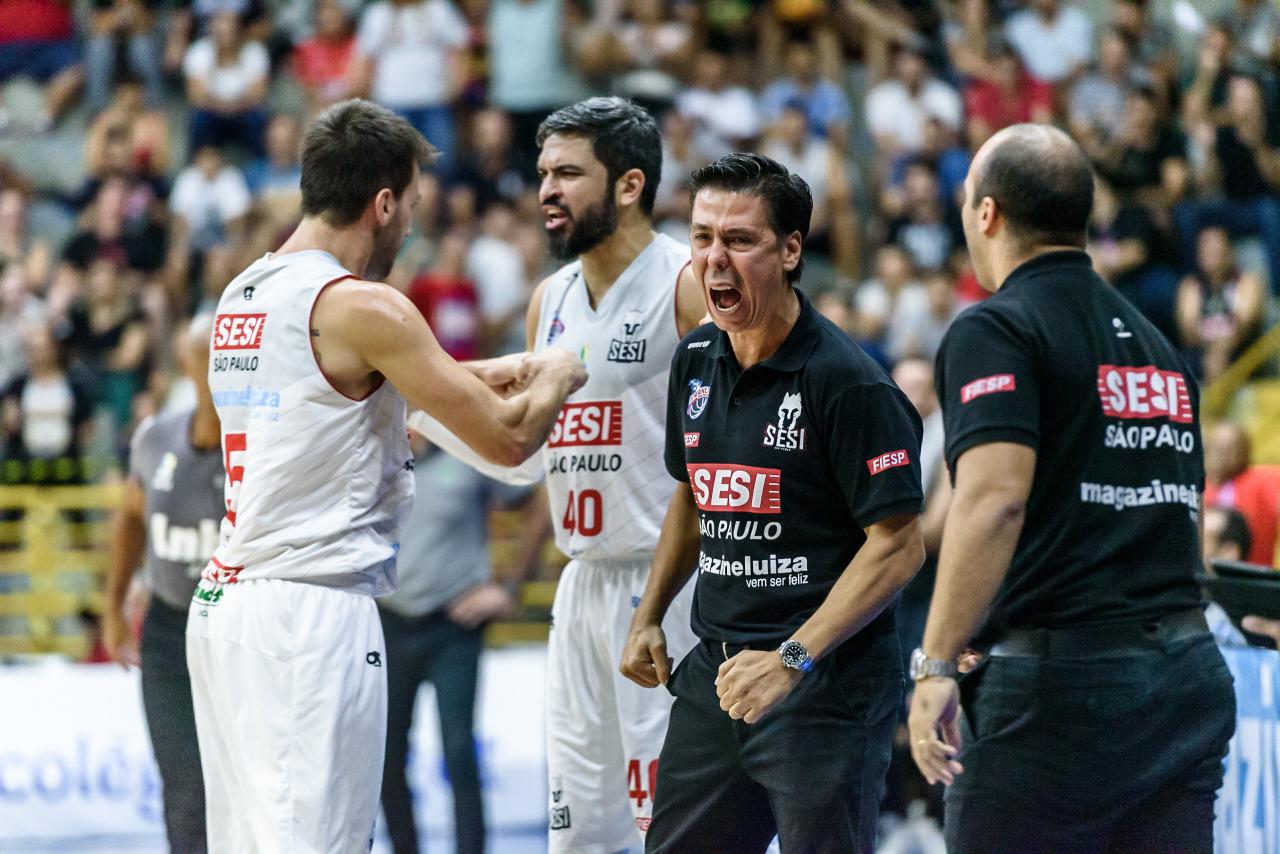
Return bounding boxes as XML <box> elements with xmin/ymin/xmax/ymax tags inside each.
<box><xmin>780</xmin><ymin>641</ymin><xmax>807</xmax><ymax>669</ymax></box>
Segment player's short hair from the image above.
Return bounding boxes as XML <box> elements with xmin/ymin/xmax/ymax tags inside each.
<box><xmin>300</xmin><ymin>99</ymin><xmax>437</xmax><ymax>227</ymax></box>
<box><xmin>536</xmin><ymin>97</ymin><xmax>662</xmax><ymax>216</ymax></box>
<box><xmin>971</xmin><ymin>125</ymin><xmax>1094</xmax><ymax>249</ymax></box>
<box><xmin>688</xmin><ymin>153</ymin><xmax>813</xmax><ymax>285</ymax></box>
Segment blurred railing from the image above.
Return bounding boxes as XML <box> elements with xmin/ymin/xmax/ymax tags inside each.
<box><xmin>0</xmin><ymin>484</ymin><xmax>559</xmax><ymax>657</ymax></box>
<box><xmin>1203</xmin><ymin>324</ymin><xmax>1280</xmax><ymax>465</ymax></box>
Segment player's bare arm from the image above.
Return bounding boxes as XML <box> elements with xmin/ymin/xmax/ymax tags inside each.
<box><xmin>621</xmin><ymin>483</ymin><xmax>702</xmax><ymax>688</ymax></box>
<box><xmin>312</xmin><ymin>279</ymin><xmax>586</xmax><ymax>466</ymax></box>
<box><xmin>714</xmin><ymin>513</ymin><xmax>924</xmax><ymax>725</ymax></box>
<box><xmin>908</xmin><ymin>441</ymin><xmax>1033</xmax><ymax>785</ymax></box>
<box><xmin>104</xmin><ymin>476</ymin><xmax>147</xmax><ymax>668</ymax></box>
<box><xmin>675</xmin><ymin>263</ymin><xmax>707</xmax><ymax>337</ymax></box>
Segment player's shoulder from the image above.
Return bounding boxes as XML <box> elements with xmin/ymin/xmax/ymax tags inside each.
<box><xmin>131</xmin><ymin>407</ymin><xmax>187</xmax><ymax>456</ymax></box>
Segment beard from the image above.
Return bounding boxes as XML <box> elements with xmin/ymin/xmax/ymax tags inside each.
<box><xmin>364</xmin><ymin>221</ymin><xmax>404</xmax><ymax>281</ymax></box>
<box><xmin>548</xmin><ymin>191</ymin><xmax>618</xmax><ymax>261</ymax></box>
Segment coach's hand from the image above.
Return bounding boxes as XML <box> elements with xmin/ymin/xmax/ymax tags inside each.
<box><xmin>621</xmin><ymin>623</ymin><xmax>672</xmax><ymax>688</ymax></box>
<box><xmin>715</xmin><ymin>651</ymin><xmax>802</xmax><ymax>725</ymax></box>
<box><xmin>448</xmin><ymin>583</ymin><xmax>517</xmax><ymax>629</ymax></box>
<box><xmin>908</xmin><ymin>676</ymin><xmax>965</xmax><ymax>786</ymax></box>
<box><xmin>103</xmin><ymin>609</ymin><xmax>140</xmax><ymax>670</ymax></box>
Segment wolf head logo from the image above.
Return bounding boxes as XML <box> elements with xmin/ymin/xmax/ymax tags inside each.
<box><xmin>777</xmin><ymin>392</ymin><xmax>802</xmax><ymax>430</ymax></box>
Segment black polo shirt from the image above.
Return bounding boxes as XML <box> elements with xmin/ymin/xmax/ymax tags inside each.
<box><xmin>665</xmin><ymin>290</ymin><xmax>924</xmax><ymax>645</ymax></box>
<box><xmin>935</xmin><ymin>251</ymin><xmax>1205</xmax><ymax>646</ymax></box>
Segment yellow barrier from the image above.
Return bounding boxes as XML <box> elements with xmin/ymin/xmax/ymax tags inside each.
<box><xmin>0</xmin><ymin>484</ymin><xmax>560</xmax><ymax>657</ymax></box>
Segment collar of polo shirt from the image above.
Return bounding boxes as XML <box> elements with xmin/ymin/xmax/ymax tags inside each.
<box><xmin>704</xmin><ymin>288</ymin><xmax>824</xmax><ymax>373</ymax></box>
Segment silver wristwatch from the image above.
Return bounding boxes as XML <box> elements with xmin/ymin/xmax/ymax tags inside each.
<box><xmin>910</xmin><ymin>647</ymin><xmax>958</xmax><ymax>681</ymax></box>
<box><xmin>777</xmin><ymin>639</ymin><xmax>814</xmax><ymax>674</ymax></box>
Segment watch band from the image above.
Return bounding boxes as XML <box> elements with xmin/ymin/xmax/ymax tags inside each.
<box><xmin>910</xmin><ymin>647</ymin><xmax>958</xmax><ymax>680</ymax></box>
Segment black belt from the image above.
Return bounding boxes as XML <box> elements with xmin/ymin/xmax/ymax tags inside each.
<box><xmin>985</xmin><ymin>608</ymin><xmax>1209</xmax><ymax>659</ymax></box>
<box><xmin>702</xmin><ymin>638</ymin><xmax>782</xmax><ymax>661</ymax></box>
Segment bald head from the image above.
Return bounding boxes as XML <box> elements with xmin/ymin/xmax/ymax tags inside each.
<box><xmin>969</xmin><ymin>124</ymin><xmax>1094</xmax><ymax>249</ymax></box>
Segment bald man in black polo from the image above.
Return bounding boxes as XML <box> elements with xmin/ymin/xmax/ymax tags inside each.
<box><xmin>909</xmin><ymin>125</ymin><xmax>1236</xmax><ymax>853</ymax></box>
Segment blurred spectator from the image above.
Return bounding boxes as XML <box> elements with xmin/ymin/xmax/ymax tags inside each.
<box><xmin>1068</xmin><ymin>28</ymin><xmax>1148</xmax><ymax>150</ymax></box>
<box><xmin>1181</xmin><ymin>69</ymin><xmax>1280</xmax><ymax>292</ymax></box>
<box><xmin>579</xmin><ymin>0</ymin><xmax>695</xmax><ymax>113</ymax></box>
<box><xmin>760</xmin><ymin>39</ymin><xmax>849</xmax><ymax>145</ymax></box>
<box><xmin>84</xmin><ymin>80</ymin><xmax>172</xmax><ymax>184</ymax></box>
<box><xmin>1087</xmin><ymin>178</ymin><xmax>1179</xmax><ymax>337</ymax></box>
<box><xmin>1227</xmin><ymin>0</ymin><xmax>1280</xmax><ymax>68</ymax></box>
<box><xmin>466</xmin><ymin>203</ymin><xmax>529</xmax><ymax>354</ymax></box>
<box><xmin>85</xmin><ymin>0</ymin><xmax>165</xmax><ymax>114</ymax></box>
<box><xmin>1204</xmin><ymin>420</ymin><xmax>1280</xmax><ymax>567</ymax></box>
<box><xmin>653</xmin><ymin>109</ymin><xmax>698</xmax><ymax>236</ymax></box>
<box><xmin>676</xmin><ymin>48</ymin><xmax>762</xmax><ymax>161</ymax></box>
<box><xmin>1085</xmin><ymin>86</ymin><xmax>1187</xmax><ymax>204</ymax></box>
<box><xmin>1002</xmin><ymin>0</ymin><xmax>1093</xmax><ymax>85</ymax></box>
<box><xmin>1108</xmin><ymin>0</ymin><xmax>1177</xmax><ymax>100</ymax></box>
<box><xmin>406</xmin><ymin>229</ymin><xmax>482</xmax><ymax>362</ymax></box>
<box><xmin>448</xmin><ymin>108</ymin><xmax>527</xmax><ymax>215</ymax></box>
<box><xmin>389</xmin><ymin>171</ymin><xmax>446</xmax><ymax>291</ymax></box>
<box><xmin>1175</xmin><ymin>226</ymin><xmax>1265</xmax><ymax>382</ymax></box>
<box><xmin>170</xmin><ymin>146</ymin><xmax>251</xmax><ymax>256</ymax></box>
<box><xmin>963</xmin><ymin>42</ymin><xmax>1053</xmax><ymax>151</ymax></box>
<box><xmin>760</xmin><ymin>101</ymin><xmax>857</xmax><ymax>275</ymax></box>
<box><xmin>355</xmin><ymin>0</ymin><xmax>469</xmax><ymax>169</ymax></box>
<box><xmin>852</xmin><ymin>245</ymin><xmax>923</xmax><ymax>367</ymax></box>
<box><xmin>0</xmin><ymin>262</ymin><xmax>46</xmax><ymax>390</ymax></box>
<box><xmin>487</xmin><ymin>0</ymin><xmax>584</xmax><ymax>177</ymax></box>
<box><xmin>184</xmin><ymin>10</ymin><xmax>270</xmax><ymax>156</ymax></box>
<box><xmin>290</xmin><ymin>0</ymin><xmax>361</xmax><ymax>116</ymax></box>
<box><xmin>1204</xmin><ymin>504</ymin><xmax>1254</xmax><ymax>567</ymax></box>
<box><xmin>884</xmin><ymin>162</ymin><xmax>961</xmax><ymax>273</ymax></box>
<box><xmin>0</xmin><ymin>0</ymin><xmax>84</xmax><ymax>130</ymax></box>
<box><xmin>0</xmin><ymin>188</ymin><xmax>53</xmax><ymax>290</ymax></box>
<box><xmin>865</xmin><ymin>45</ymin><xmax>962</xmax><ymax>160</ymax></box>
<box><xmin>64</xmin><ymin>255</ymin><xmax>150</xmax><ymax>443</ymax></box>
<box><xmin>244</xmin><ymin>113</ymin><xmax>303</xmax><ymax>258</ymax></box>
<box><xmin>0</xmin><ymin>322</ymin><xmax>96</xmax><ymax>484</ymax></box>
<box><xmin>886</xmin><ymin>118</ymin><xmax>970</xmax><ymax>211</ymax></box>
<box><xmin>887</xmin><ymin>270</ymin><xmax>956</xmax><ymax>364</ymax></box>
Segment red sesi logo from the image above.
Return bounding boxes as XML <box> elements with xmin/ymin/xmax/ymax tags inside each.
<box><xmin>684</xmin><ymin>432</ymin><xmax>700</xmax><ymax>447</ymax></box>
<box><xmin>1097</xmin><ymin>365</ymin><xmax>1192</xmax><ymax>424</ymax></box>
<box><xmin>960</xmin><ymin>373</ymin><xmax>1015</xmax><ymax>403</ymax></box>
<box><xmin>867</xmin><ymin>449</ymin><xmax>910</xmax><ymax>475</ymax></box>
<box><xmin>213</xmin><ymin>313</ymin><xmax>267</xmax><ymax>350</ymax></box>
<box><xmin>687</xmin><ymin>464</ymin><xmax>781</xmax><ymax>514</ymax></box>
<box><xmin>547</xmin><ymin>401</ymin><xmax>623</xmax><ymax>448</ymax></box>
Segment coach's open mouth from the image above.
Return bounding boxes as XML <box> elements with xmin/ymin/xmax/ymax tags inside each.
<box><xmin>709</xmin><ymin>285</ymin><xmax>742</xmax><ymax>312</ymax></box>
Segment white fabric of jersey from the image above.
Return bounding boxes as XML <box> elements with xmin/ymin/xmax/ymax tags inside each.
<box><xmin>206</xmin><ymin>249</ymin><xmax>413</xmax><ymax>595</ymax></box>
<box><xmin>533</xmin><ymin>233</ymin><xmax>688</xmax><ymax>560</ymax></box>
<box><xmin>187</xmin><ymin>578</ymin><xmax>386</xmax><ymax>854</ymax></box>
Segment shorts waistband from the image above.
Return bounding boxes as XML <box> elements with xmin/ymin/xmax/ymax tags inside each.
<box><xmin>985</xmin><ymin>608</ymin><xmax>1209</xmax><ymax>659</ymax></box>
<box><xmin>568</xmin><ymin>553</ymin><xmax>654</xmax><ymax>568</ymax></box>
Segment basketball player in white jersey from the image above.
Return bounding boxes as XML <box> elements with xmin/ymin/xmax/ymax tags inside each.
<box><xmin>413</xmin><ymin>97</ymin><xmax>705</xmax><ymax>852</ymax></box>
<box><xmin>186</xmin><ymin>99</ymin><xmax>585</xmax><ymax>854</ymax></box>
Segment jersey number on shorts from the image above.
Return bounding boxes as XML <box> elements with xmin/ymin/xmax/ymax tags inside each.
<box><xmin>561</xmin><ymin>489</ymin><xmax>603</xmax><ymax>537</ymax></box>
<box><xmin>224</xmin><ymin>432</ymin><xmax>247</xmax><ymax>525</ymax></box>
<box><xmin>627</xmin><ymin>758</ymin><xmax>659</xmax><ymax>809</ymax></box>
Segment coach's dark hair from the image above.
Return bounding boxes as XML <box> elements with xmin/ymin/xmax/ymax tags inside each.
<box><xmin>536</xmin><ymin>97</ymin><xmax>662</xmax><ymax>216</ymax></box>
<box><xmin>1216</xmin><ymin>506</ymin><xmax>1253</xmax><ymax>559</ymax></box>
<box><xmin>971</xmin><ymin>125</ymin><xmax>1094</xmax><ymax>249</ymax></box>
<box><xmin>688</xmin><ymin>153</ymin><xmax>813</xmax><ymax>285</ymax></box>
<box><xmin>300</xmin><ymin>99</ymin><xmax>437</xmax><ymax>227</ymax></box>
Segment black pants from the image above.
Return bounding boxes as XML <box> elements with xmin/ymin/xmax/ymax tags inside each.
<box><xmin>646</xmin><ymin>630</ymin><xmax>903</xmax><ymax>854</ymax></box>
<box><xmin>140</xmin><ymin>598</ymin><xmax>206</xmax><ymax>854</ymax></box>
<box><xmin>946</xmin><ymin>628</ymin><xmax>1236</xmax><ymax>854</ymax></box>
<box><xmin>380</xmin><ymin>608</ymin><xmax>485</xmax><ymax>854</ymax></box>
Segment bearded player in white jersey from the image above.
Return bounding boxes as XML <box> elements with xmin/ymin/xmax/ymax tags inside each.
<box><xmin>186</xmin><ymin>99</ymin><xmax>585</xmax><ymax>854</ymax></box>
<box><xmin>413</xmin><ymin>97</ymin><xmax>705</xmax><ymax>852</ymax></box>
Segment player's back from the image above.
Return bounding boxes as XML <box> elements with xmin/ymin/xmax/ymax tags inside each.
<box><xmin>534</xmin><ymin>233</ymin><xmax>689</xmax><ymax>560</ymax></box>
<box><xmin>206</xmin><ymin>250</ymin><xmax>413</xmax><ymax>595</ymax></box>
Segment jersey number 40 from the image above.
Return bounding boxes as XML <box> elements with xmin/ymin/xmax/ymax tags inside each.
<box><xmin>561</xmin><ymin>489</ymin><xmax>603</xmax><ymax>537</ymax></box>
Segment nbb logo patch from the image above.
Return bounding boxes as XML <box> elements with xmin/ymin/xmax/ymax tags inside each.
<box><xmin>547</xmin><ymin>401</ymin><xmax>623</xmax><ymax>448</ymax></box>
<box><xmin>688</xmin><ymin>464</ymin><xmax>781</xmax><ymax>514</ymax></box>
<box><xmin>960</xmin><ymin>373</ymin><xmax>1015</xmax><ymax>403</ymax></box>
<box><xmin>213</xmin><ymin>313</ymin><xmax>267</xmax><ymax>350</ymax></box>
<box><xmin>1097</xmin><ymin>365</ymin><xmax>1192</xmax><ymax>424</ymax></box>
<box><xmin>867</xmin><ymin>449</ymin><xmax>910</xmax><ymax>476</ymax></box>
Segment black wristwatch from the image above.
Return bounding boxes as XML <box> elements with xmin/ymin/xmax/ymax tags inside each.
<box><xmin>777</xmin><ymin>639</ymin><xmax>814</xmax><ymax>674</ymax></box>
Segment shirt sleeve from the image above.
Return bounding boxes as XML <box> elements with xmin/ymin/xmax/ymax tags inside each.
<box><xmin>128</xmin><ymin>416</ymin><xmax>156</xmax><ymax>483</ymax></box>
<box><xmin>664</xmin><ymin>350</ymin><xmax>690</xmax><ymax>483</ymax></box>
<box><xmin>935</xmin><ymin>307</ymin><xmax>1041</xmax><ymax>472</ymax></box>
<box><xmin>824</xmin><ymin>382</ymin><xmax>925</xmax><ymax>529</ymax></box>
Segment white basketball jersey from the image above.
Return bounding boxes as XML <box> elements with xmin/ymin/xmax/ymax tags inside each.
<box><xmin>534</xmin><ymin>233</ymin><xmax>689</xmax><ymax>560</ymax></box>
<box><xmin>206</xmin><ymin>250</ymin><xmax>413</xmax><ymax>595</ymax></box>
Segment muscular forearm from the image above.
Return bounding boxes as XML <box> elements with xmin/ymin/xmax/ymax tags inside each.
<box><xmin>498</xmin><ymin>369</ymin><xmax>578</xmax><ymax>460</ymax></box>
<box><xmin>921</xmin><ymin>490</ymin><xmax>1025</xmax><ymax>660</ymax></box>
<box><xmin>634</xmin><ymin>484</ymin><xmax>701</xmax><ymax>627</ymax></box>
<box><xmin>792</xmin><ymin>514</ymin><xmax>923</xmax><ymax>661</ymax></box>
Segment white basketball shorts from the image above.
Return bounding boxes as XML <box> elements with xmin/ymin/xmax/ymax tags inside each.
<box><xmin>546</xmin><ymin>557</ymin><xmax>697</xmax><ymax>854</ymax></box>
<box><xmin>186</xmin><ymin>577</ymin><xmax>387</xmax><ymax>853</ymax></box>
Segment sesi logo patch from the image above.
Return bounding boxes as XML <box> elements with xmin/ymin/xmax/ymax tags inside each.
<box><xmin>867</xmin><ymin>449</ymin><xmax>910</xmax><ymax>476</ymax></box>
<box><xmin>684</xmin><ymin>432</ymin><xmax>700</xmax><ymax>447</ymax></box>
<box><xmin>547</xmin><ymin>401</ymin><xmax>623</xmax><ymax>448</ymax></box>
<box><xmin>960</xmin><ymin>373</ymin><xmax>1015</xmax><ymax>403</ymax></box>
<box><xmin>212</xmin><ymin>313</ymin><xmax>267</xmax><ymax>350</ymax></box>
<box><xmin>687</xmin><ymin>464</ymin><xmax>781</xmax><ymax>514</ymax></box>
<box><xmin>1097</xmin><ymin>365</ymin><xmax>1193</xmax><ymax>424</ymax></box>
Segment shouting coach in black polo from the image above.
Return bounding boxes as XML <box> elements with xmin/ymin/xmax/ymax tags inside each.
<box><xmin>621</xmin><ymin>153</ymin><xmax>926</xmax><ymax>853</ymax></box>
<box><xmin>908</xmin><ymin>124</ymin><xmax>1236</xmax><ymax>853</ymax></box>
